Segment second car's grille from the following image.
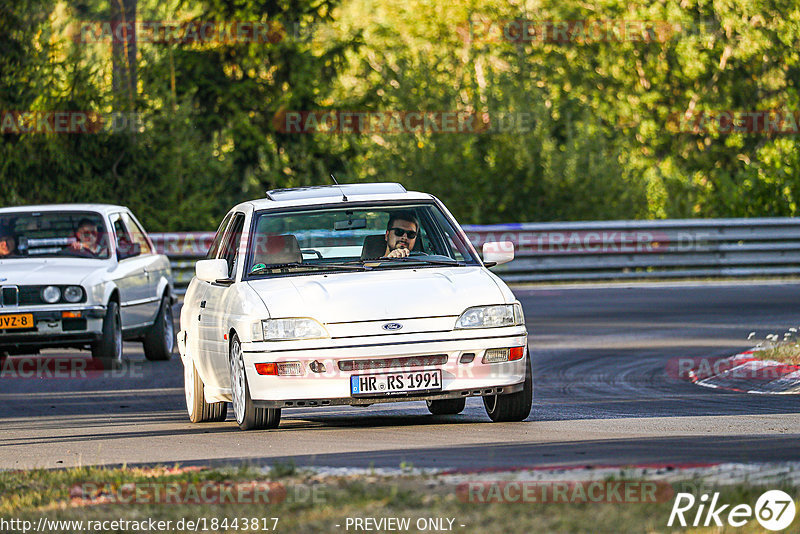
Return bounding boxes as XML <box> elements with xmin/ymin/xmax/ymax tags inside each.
<box><xmin>338</xmin><ymin>354</ymin><xmax>448</xmax><ymax>372</ymax></box>
<box><xmin>19</xmin><ymin>286</ymin><xmax>44</xmax><ymax>305</ymax></box>
<box><xmin>1</xmin><ymin>286</ymin><xmax>19</xmax><ymax>306</ymax></box>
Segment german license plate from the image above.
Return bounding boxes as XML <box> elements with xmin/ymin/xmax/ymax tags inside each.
<box><xmin>0</xmin><ymin>313</ymin><xmax>34</xmax><ymax>330</ymax></box>
<box><xmin>350</xmin><ymin>370</ymin><xmax>442</xmax><ymax>396</ymax></box>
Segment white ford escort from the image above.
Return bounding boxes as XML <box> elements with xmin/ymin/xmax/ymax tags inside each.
<box><xmin>178</xmin><ymin>183</ymin><xmax>530</xmax><ymax>430</ymax></box>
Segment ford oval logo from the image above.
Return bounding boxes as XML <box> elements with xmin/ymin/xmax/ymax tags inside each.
<box><xmin>382</xmin><ymin>322</ymin><xmax>403</xmax><ymax>331</ymax></box>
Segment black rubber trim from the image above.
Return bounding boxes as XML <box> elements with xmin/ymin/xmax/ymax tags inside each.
<box><xmin>243</xmin><ymin>333</ymin><xmax>526</xmax><ymax>354</ymax></box>
<box><xmin>252</xmin><ymin>382</ymin><xmax>525</xmax><ymax>408</ymax></box>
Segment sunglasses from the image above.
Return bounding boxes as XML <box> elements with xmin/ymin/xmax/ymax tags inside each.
<box><xmin>390</xmin><ymin>227</ymin><xmax>417</xmax><ymax>239</ymax></box>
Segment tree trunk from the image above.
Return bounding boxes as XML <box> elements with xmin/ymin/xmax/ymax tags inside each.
<box><xmin>110</xmin><ymin>0</ymin><xmax>136</xmax><ymax>112</ymax></box>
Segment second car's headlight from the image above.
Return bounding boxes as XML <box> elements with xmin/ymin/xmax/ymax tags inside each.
<box><xmin>252</xmin><ymin>318</ymin><xmax>330</xmax><ymax>341</ymax></box>
<box><xmin>63</xmin><ymin>286</ymin><xmax>84</xmax><ymax>303</ymax></box>
<box><xmin>455</xmin><ymin>303</ymin><xmax>524</xmax><ymax>329</ymax></box>
<box><xmin>41</xmin><ymin>286</ymin><xmax>61</xmax><ymax>304</ymax></box>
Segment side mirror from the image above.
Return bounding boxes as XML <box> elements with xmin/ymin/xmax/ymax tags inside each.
<box><xmin>196</xmin><ymin>259</ymin><xmax>229</xmax><ymax>282</ymax></box>
<box><xmin>482</xmin><ymin>241</ymin><xmax>514</xmax><ymax>267</ymax></box>
<box><xmin>117</xmin><ymin>241</ymin><xmax>141</xmax><ymax>260</ymax></box>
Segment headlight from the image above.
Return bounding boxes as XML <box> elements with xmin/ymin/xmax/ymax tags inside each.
<box><xmin>41</xmin><ymin>286</ymin><xmax>61</xmax><ymax>304</ymax></box>
<box><xmin>455</xmin><ymin>303</ymin><xmax>524</xmax><ymax>329</ymax></box>
<box><xmin>253</xmin><ymin>318</ymin><xmax>329</xmax><ymax>341</ymax></box>
<box><xmin>63</xmin><ymin>286</ymin><xmax>83</xmax><ymax>303</ymax></box>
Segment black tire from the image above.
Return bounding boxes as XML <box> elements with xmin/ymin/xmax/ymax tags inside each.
<box><xmin>185</xmin><ymin>358</ymin><xmax>227</xmax><ymax>423</ymax></box>
<box><xmin>91</xmin><ymin>301</ymin><xmax>122</xmax><ymax>367</ymax></box>
<box><xmin>426</xmin><ymin>397</ymin><xmax>466</xmax><ymax>415</ymax></box>
<box><xmin>143</xmin><ymin>294</ymin><xmax>175</xmax><ymax>361</ymax></box>
<box><xmin>229</xmin><ymin>334</ymin><xmax>281</xmax><ymax>431</ymax></box>
<box><xmin>483</xmin><ymin>352</ymin><xmax>533</xmax><ymax>422</ymax></box>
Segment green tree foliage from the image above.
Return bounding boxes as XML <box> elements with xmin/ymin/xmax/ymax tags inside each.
<box><xmin>0</xmin><ymin>0</ymin><xmax>798</xmax><ymax>228</ymax></box>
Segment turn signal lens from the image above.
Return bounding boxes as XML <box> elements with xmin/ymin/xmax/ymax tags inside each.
<box><xmin>509</xmin><ymin>346</ymin><xmax>525</xmax><ymax>361</ymax></box>
<box><xmin>255</xmin><ymin>363</ymin><xmax>277</xmax><ymax>375</ymax></box>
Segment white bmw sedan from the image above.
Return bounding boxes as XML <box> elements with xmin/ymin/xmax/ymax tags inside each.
<box><xmin>0</xmin><ymin>204</ymin><xmax>175</xmax><ymax>366</ymax></box>
<box><xmin>179</xmin><ymin>183</ymin><xmax>530</xmax><ymax>430</ymax></box>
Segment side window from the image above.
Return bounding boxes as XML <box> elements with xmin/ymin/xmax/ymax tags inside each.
<box><xmin>206</xmin><ymin>213</ymin><xmax>232</xmax><ymax>260</ymax></box>
<box><xmin>110</xmin><ymin>213</ymin><xmax>135</xmax><ymax>258</ymax></box>
<box><xmin>219</xmin><ymin>214</ymin><xmax>245</xmax><ymax>278</ymax></box>
<box><xmin>122</xmin><ymin>213</ymin><xmax>152</xmax><ymax>255</ymax></box>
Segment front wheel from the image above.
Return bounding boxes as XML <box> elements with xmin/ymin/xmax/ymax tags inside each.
<box><xmin>143</xmin><ymin>295</ymin><xmax>175</xmax><ymax>361</ymax></box>
<box><xmin>185</xmin><ymin>357</ymin><xmax>227</xmax><ymax>423</ymax></box>
<box><xmin>426</xmin><ymin>397</ymin><xmax>466</xmax><ymax>415</ymax></box>
<box><xmin>229</xmin><ymin>334</ymin><xmax>280</xmax><ymax>431</ymax></box>
<box><xmin>483</xmin><ymin>352</ymin><xmax>532</xmax><ymax>422</ymax></box>
<box><xmin>91</xmin><ymin>301</ymin><xmax>122</xmax><ymax>367</ymax></box>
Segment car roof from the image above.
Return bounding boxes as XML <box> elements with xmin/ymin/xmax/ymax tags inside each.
<box><xmin>0</xmin><ymin>204</ymin><xmax>129</xmax><ymax>216</ymax></box>
<box><xmin>232</xmin><ymin>183</ymin><xmax>435</xmax><ymax>212</ymax></box>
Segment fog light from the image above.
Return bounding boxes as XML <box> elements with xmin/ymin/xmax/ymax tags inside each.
<box><xmin>277</xmin><ymin>362</ymin><xmax>303</xmax><ymax>376</ymax></box>
<box><xmin>482</xmin><ymin>348</ymin><xmax>509</xmax><ymax>363</ymax></box>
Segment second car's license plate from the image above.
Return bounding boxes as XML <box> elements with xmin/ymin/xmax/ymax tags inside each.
<box><xmin>351</xmin><ymin>370</ymin><xmax>442</xmax><ymax>396</ymax></box>
<box><xmin>0</xmin><ymin>313</ymin><xmax>34</xmax><ymax>330</ymax></box>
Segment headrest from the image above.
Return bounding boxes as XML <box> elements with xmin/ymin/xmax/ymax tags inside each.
<box><xmin>253</xmin><ymin>234</ymin><xmax>302</xmax><ymax>267</ymax></box>
<box><xmin>361</xmin><ymin>234</ymin><xmax>387</xmax><ymax>260</ymax></box>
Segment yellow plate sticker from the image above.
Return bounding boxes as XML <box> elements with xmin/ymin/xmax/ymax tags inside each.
<box><xmin>0</xmin><ymin>313</ymin><xmax>34</xmax><ymax>329</ymax></box>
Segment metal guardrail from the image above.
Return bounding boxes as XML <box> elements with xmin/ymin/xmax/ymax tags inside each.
<box><xmin>150</xmin><ymin>217</ymin><xmax>800</xmax><ymax>288</ymax></box>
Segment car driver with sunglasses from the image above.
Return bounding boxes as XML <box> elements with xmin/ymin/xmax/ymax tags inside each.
<box><xmin>384</xmin><ymin>212</ymin><xmax>419</xmax><ymax>258</ymax></box>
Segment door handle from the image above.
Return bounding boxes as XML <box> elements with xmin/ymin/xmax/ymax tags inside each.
<box><xmin>200</xmin><ymin>300</ymin><xmax>206</xmax><ymax>308</ymax></box>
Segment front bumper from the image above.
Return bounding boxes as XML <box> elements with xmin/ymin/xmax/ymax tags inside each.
<box><xmin>241</xmin><ymin>329</ymin><xmax>528</xmax><ymax>407</ymax></box>
<box><xmin>0</xmin><ymin>305</ymin><xmax>106</xmax><ymax>350</ymax></box>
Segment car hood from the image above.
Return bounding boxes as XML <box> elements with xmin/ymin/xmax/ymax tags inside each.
<box><xmin>0</xmin><ymin>258</ymin><xmax>111</xmax><ymax>286</ymax></box>
<box><xmin>246</xmin><ymin>266</ymin><xmax>506</xmax><ymax>323</ymax></box>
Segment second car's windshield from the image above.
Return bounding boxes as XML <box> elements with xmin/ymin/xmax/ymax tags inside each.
<box><xmin>0</xmin><ymin>211</ymin><xmax>110</xmax><ymax>259</ymax></box>
<box><xmin>246</xmin><ymin>203</ymin><xmax>479</xmax><ymax>277</ymax></box>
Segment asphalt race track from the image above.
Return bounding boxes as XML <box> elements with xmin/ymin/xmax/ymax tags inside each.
<box><xmin>2</xmin><ymin>281</ymin><xmax>800</xmax><ymax>471</ymax></box>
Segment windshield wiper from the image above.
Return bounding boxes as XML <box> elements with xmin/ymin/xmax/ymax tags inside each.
<box><xmin>250</xmin><ymin>262</ymin><xmax>369</xmax><ymax>275</ymax></box>
<box><xmin>370</xmin><ymin>256</ymin><xmax>465</xmax><ymax>267</ymax></box>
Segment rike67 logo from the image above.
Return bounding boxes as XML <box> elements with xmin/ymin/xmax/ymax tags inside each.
<box><xmin>668</xmin><ymin>490</ymin><xmax>796</xmax><ymax>531</ymax></box>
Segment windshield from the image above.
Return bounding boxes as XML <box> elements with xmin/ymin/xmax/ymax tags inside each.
<box><xmin>245</xmin><ymin>202</ymin><xmax>479</xmax><ymax>277</ymax></box>
<box><xmin>0</xmin><ymin>211</ymin><xmax>110</xmax><ymax>259</ymax></box>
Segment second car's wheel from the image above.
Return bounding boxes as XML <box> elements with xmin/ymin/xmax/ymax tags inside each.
<box><xmin>426</xmin><ymin>397</ymin><xmax>466</xmax><ymax>415</ymax></box>
<box><xmin>143</xmin><ymin>294</ymin><xmax>175</xmax><ymax>361</ymax></box>
<box><xmin>483</xmin><ymin>351</ymin><xmax>533</xmax><ymax>422</ymax></box>
<box><xmin>185</xmin><ymin>357</ymin><xmax>227</xmax><ymax>423</ymax></box>
<box><xmin>229</xmin><ymin>334</ymin><xmax>280</xmax><ymax>431</ymax></box>
<box><xmin>91</xmin><ymin>301</ymin><xmax>122</xmax><ymax>367</ymax></box>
